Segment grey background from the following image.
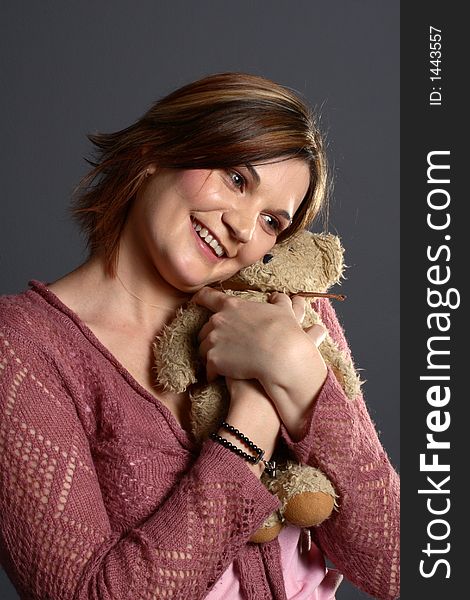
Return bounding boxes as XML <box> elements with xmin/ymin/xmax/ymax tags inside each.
<box><xmin>0</xmin><ymin>2</ymin><xmax>399</xmax><ymax>599</ymax></box>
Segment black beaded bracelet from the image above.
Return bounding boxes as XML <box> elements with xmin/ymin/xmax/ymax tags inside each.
<box><xmin>209</xmin><ymin>432</ymin><xmax>261</xmax><ymax>464</ymax></box>
<box><xmin>210</xmin><ymin>422</ymin><xmax>277</xmax><ymax>477</ymax></box>
<box><xmin>220</xmin><ymin>421</ymin><xmax>264</xmax><ymax>455</ymax></box>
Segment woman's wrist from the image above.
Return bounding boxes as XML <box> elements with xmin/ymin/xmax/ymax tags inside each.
<box><xmin>221</xmin><ymin>410</ymin><xmax>278</xmax><ymax>463</ymax></box>
<box><xmin>214</xmin><ymin>425</ymin><xmax>266</xmax><ymax>478</ymax></box>
<box><xmin>223</xmin><ymin>379</ymin><xmax>280</xmax><ymax>477</ymax></box>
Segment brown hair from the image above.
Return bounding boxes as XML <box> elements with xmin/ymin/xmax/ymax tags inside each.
<box><xmin>71</xmin><ymin>72</ymin><xmax>329</xmax><ymax>276</ymax></box>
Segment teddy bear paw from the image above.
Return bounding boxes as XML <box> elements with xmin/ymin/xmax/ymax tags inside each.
<box><xmin>283</xmin><ymin>491</ymin><xmax>335</xmax><ymax>527</ymax></box>
<box><xmin>249</xmin><ymin>511</ymin><xmax>283</xmax><ymax>544</ymax></box>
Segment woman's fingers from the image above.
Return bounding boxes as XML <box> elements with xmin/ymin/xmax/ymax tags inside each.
<box><xmin>269</xmin><ymin>291</ymin><xmax>305</xmax><ymax>325</ymax></box>
<box><xmin>195</xmin><ymin>288</ymin><xmax>320</xmax><ymax>385</ymax></box>
<box><xmin>290</xmin><ymin>295</ymin><xmax>306</xmax><ymax>324</ymax></box>
<box><xmin>268</xmin><ymin>291</ymin><xmax>291</xmax><ymax>307</ymax></box>
<box><xmin>286</xmin><ymin>293</ymin><xmax>326</xmax><ymax>346</ymax></box>
<box><xmin>197</xmin><ymin>337</ymin><xmax>218</xmax><ymax>382</ymax></box>
<box><xmin>198</xmin><ymin>316</ymin><xmax>215</xmax><ymax>342</ymax></box>
<box><xmin>191</xmin><ymin>286</ymin><xmax>227</xmax><ymax>312</ymax></box>
<box><xmin>305</xmin><ymin>323</ymin><xmax>327</xmax><ymax>347</ymax></box>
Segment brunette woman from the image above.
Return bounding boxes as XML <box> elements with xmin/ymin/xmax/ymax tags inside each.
<box><xmin>0</xmin><ymin>73</ymin><xmax>399</xmax><ymax>599</ymax></box>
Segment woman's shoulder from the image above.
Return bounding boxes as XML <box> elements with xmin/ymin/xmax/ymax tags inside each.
<box><xmin>0</xmin><ymin>281</ymin><xmax>102</xmax><ymax>381</ymax></box>
<box><xmin>1</xmin><ymin>281</ymin><xmax>70</xmax><ymax>352</ymax></box>
<box><xmin>1</xmin><ymin>280</ymin><xmax>139</xmax><ymax>399</ymax></box>
<box><xmin>0</xmin><ymin>281</ymin><xmax>111</xmax><ymax>422</ymax></box>
<box><xmin>0</xmin><ymin>283</ymin><xmax>101</xmax><ymax>446</ymax></box>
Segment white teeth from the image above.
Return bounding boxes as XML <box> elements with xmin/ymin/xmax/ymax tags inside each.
<box><xmin>192</xmin><ymin>218</ymin><xmax>225</xmax><ymax>257</ymax></box>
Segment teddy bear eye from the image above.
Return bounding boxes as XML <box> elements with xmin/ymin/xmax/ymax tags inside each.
<box><xmin>262</xmin><ymin>254</ymin><xmax>273</xmax><ymax>264</ymax></box>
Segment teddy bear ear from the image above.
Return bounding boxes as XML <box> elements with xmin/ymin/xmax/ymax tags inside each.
<box><xmin>310</xmin><ymin>232</ymin><xmax>345</xmax><ymax>288</ymax></box>
<box><xmin>276</xmin><ymin>229</ymin><xmax>345</xmax><ymax>291</ymax></box>
<box><xmin>221</xmin><ymin>228</ymin><xmax>345</xmax><ymax>293</ymax></box>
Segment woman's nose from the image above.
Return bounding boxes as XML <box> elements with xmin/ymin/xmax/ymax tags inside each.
<box><xmin>222</xmin><ymin>210</ymin><xmax>257</xmax><ymax>243</ymax></box>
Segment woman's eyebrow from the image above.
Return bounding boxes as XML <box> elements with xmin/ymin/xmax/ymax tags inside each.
<box><xmin>243</xmin><ymin>164</ymin><xmax>293</xmax><ymax>223</ymax></box>
<box><xmin>245</xmin><ymin>164</ymin><xmax>261</xmax><ymax>186</ymax></box>
<box><xmin>272</xmin><ymin>209</ymin><xmax>293</xmax><ymax>224</ymax></box>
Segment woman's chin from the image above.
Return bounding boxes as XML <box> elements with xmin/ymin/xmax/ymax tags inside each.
<box><xmin>168</xmin><ymin>273</ymin><xmax>238</xmax><ymax>295</ymax></box>
<box><xmin>159</xmin><ymin>259</ymin><xmax>237</xmax><ymax>293</ymax></box>
<box><xmin>158</xmin><ymin>269</ymin><xmax>217</xmax><ymax>294</ymax></box>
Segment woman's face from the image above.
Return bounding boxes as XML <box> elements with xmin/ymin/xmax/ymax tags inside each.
<box><xmin>125</xmin><ymin>158</ymin><xmax>310</xmax><ymax>293</ymax></box>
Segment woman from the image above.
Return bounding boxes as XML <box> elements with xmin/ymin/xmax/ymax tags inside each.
<box><xmin>0</xmin><ymin>73</ymin><xmax>399</xmax><ymax>599</ymax></box>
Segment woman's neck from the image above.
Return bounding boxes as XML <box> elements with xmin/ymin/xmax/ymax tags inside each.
<box><xmin>47</xmin><ymin>253</ymin><xmax>190</xmax><ymax>332</ymax></box>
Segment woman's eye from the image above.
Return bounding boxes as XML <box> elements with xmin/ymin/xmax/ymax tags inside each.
<box><xmin>229</xmin><ymin>171</ymin><xmax>245</xmax><ymax>190</ymax></box>
<box><xmin>261</xmin><ymin>214</ymin><xmax>281</xmax><ymax>234</ymax></box>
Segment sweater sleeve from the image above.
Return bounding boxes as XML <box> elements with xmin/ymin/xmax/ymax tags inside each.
<box><xmin>0</xmin><ymin>329</ymin><xmax>279</xmax><ymax>600</ymax></box>
<box><xmin>280</xmin><ymin>299</ymin><xmax>400</xmax><ymax>600</ymax></box>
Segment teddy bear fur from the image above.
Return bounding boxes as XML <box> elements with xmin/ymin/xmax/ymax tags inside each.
<box><xmin>153</xmin><ymin>230</ymin><xmax>363</xmax><ymax>542</ymax></box>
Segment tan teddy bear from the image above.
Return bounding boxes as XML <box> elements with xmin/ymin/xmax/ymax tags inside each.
<box><xmin>153</xmin><ymin>230</ymin><xmax>363</xmax><ymax>543</ymax></box>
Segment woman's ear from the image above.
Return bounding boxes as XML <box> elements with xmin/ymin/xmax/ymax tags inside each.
<box><xmin>145</xmin><ymin>164</ymin><xmax>157</xmax><ymax>177</ymax></box>
<box><xmin>140</xmin><ymin>145</ymin><xmax>157</xmax><ymax>177</ymax></box>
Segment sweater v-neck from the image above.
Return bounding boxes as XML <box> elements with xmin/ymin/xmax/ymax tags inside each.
<box><xmin>27</xmin><ymin>279</ymin><xmax>195</xmax><ymax>451</ymax></box>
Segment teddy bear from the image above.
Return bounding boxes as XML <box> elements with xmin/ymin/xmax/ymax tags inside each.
<box><xmin>153</xmin><ymin>230</ymin><xmax>363</xmax><ymax>543</ymax></box>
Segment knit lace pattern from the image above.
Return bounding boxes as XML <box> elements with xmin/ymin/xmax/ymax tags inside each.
<box><xmin>0</xmin><ymin>282</ymin><xmax>399</xmax><ymax>599</ymax></box>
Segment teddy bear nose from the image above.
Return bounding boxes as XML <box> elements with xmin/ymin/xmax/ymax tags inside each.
<box><xmin>263</xmin><ymin>254</ymin><xmax>273</xmax><ymax>264</ymax></box>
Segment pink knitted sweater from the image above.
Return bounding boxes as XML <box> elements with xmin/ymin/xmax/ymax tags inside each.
<box><xmin>0</xmin><ymin>281</ymin><xmax>400</xmax><ymax>600</ymax></box>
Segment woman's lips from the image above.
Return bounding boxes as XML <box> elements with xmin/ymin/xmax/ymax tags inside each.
<box><xmin>192</xmin><ymin>218</ymin><xmax>225</xmax><ymax>255</ymax></box>
<box><xmin>189</xmin><ymin>219</ymin><xmax>225</xmax><ymax>263</ymax></box>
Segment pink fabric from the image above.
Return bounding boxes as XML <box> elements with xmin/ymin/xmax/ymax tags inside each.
<box><xmin>0</xmin><ymin>281</ymin><xmax>400</xmax><ymax>599</ymax></box>
<box><xmin>207</xmin><ymin>526</ymin><xmax>342</xmax><ymax>600</ymax></box>
<box><xmin>278</xmin><ymin>527</ymin><xmax>342</xmax><ymax>600</ymax></box>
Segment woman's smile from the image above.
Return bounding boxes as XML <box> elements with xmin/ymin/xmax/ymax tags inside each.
<box><xmin>190</xmin><ymin>217</ymin><xmax>227</xmax><ymax>260</ymax></box>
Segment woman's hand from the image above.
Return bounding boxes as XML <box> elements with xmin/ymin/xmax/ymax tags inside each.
<box><xmin>192</xmin><ymin>287</ymin><xmax>328</xmax><ymax>440</ymax></box>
